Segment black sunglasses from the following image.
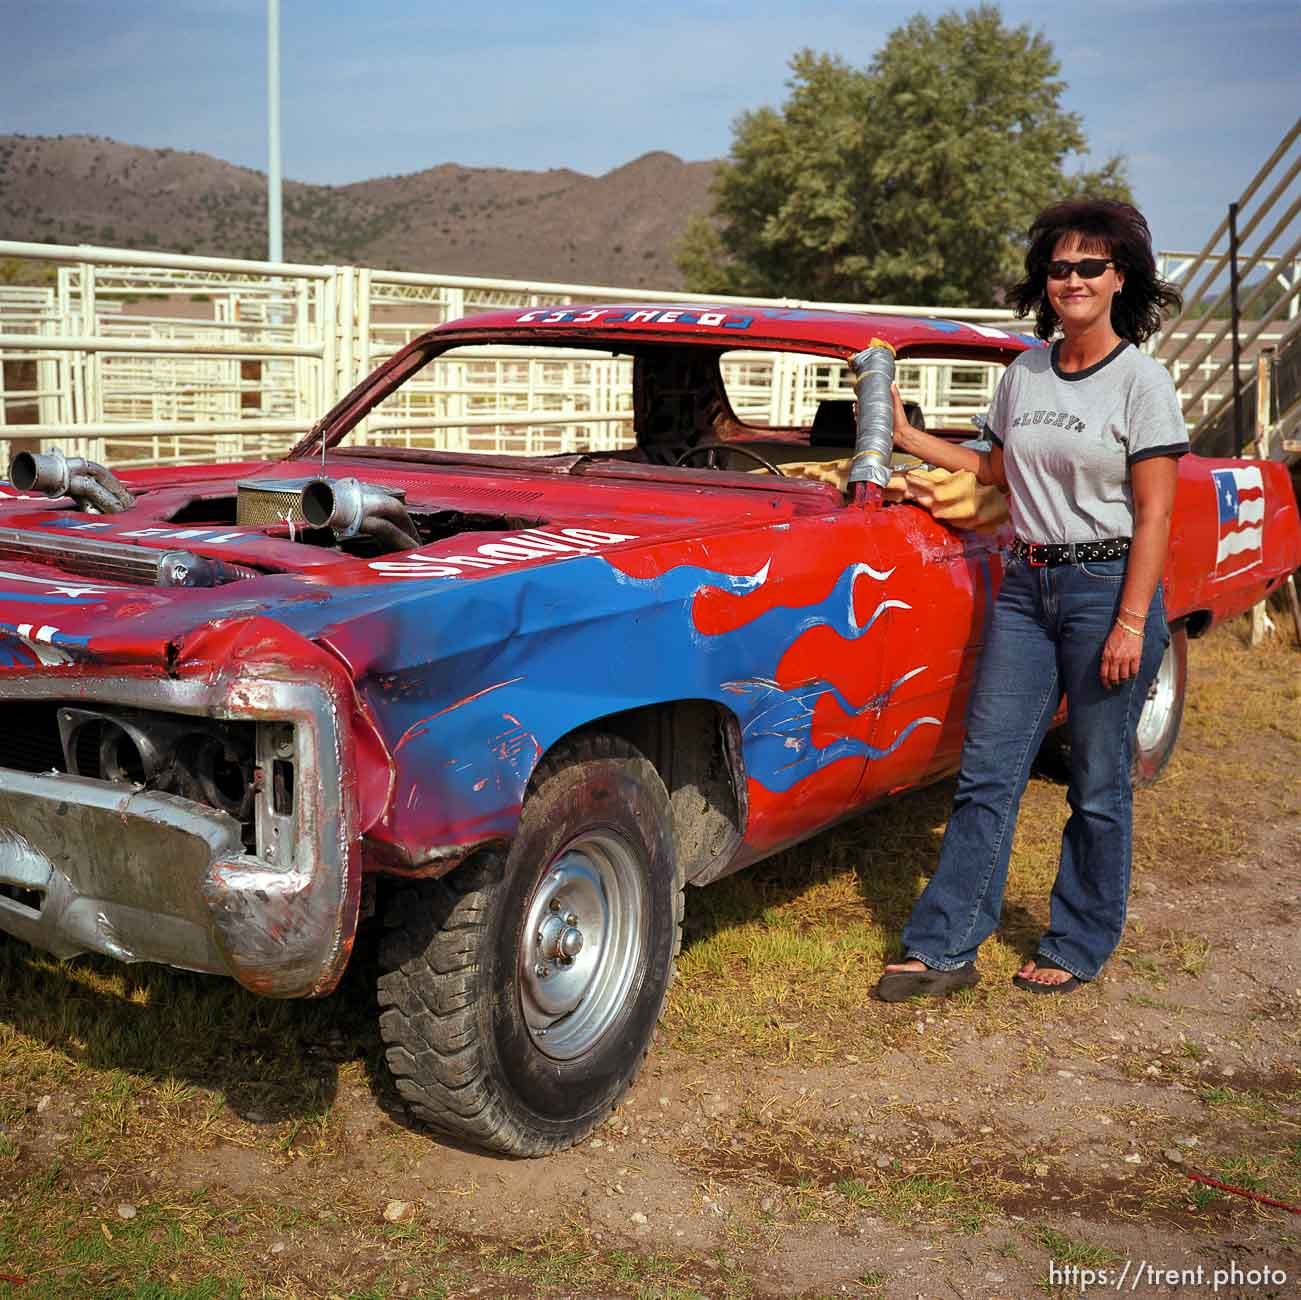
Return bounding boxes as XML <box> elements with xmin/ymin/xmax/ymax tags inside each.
<box><xmin>1044</xmin><ymin>257</ymin><xmax>1115</xmax><ymax>281</ymax></box>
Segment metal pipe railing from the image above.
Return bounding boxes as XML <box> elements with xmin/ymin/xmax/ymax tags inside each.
<box><xmin>1176</xmin><ymin>228</ymin><xmax>1301</xmax><ymax>416</ymax></box>
<box><xmin>1156</xmin><ymin>118</ymin><xmax>1300</xmax><ymax>451</ymax></box>
<box><xmin>1159</xmin><ymin>118</ymin><xmax>1299</xmax><ymax>354</ymax></box>
<box><xmin>1161</xmin><ymin>153</ymin><xmax>1301</xmax><ymax>365</ymax></box>
<box><xmin>1183</xmin><ymin>305</ymin><xmax>1301</xmax><ymax>439</ymax></box>
<box><xmin>1164</xmin><ymin>191</ymin><xmax>1301</xmax><ymax>379</ymax></box>
<box><xmin>0</xmin><ymin>333</ymin><xmax>323</xmax><ymax>359</ymax></box>
<box><xmin>2</xmin><ymin>418</ymin><xmax>310</xmax><ymax>440</ymax></box>
<box><xmin>0</xmin><ymin>241</ymin><xmax>332</xmax><ymax>279</ymax></box>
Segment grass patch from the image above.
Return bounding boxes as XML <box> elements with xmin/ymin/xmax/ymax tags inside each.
<box><xmin>834</xmin><ymin>1173</ymin><xmax>998</xmax><ymax>1233</ymax></box>
<box><xmin>1127</xmin><ymin>993</ymin><xmax>1186</xmax><ymax>1012</ymax></box>
<box><xmin>678</xmin><ymin>1102</ymin><xmax>1011</xmax><ymax>1235</ymax></box>
<box><xmin>1116</xmin><ymin>930</ymin><xmax>1213</xmax><ymax>990</ymax></box>
<box><xmin>0</xmin><ymin>1175</ymin><xmax>256</xmax><ymax>1300</ymax></box>
<box><xmin>1189</xmin><ymin>1146</ymin><xmax>1301</xmax><ymax>1214</ymax></box>
<box><xmin>1197</xmin><ymin>1082</ymin><xmax>1299</xmax><ymax>1127</ymax></box>
<box><xmin>1033</xmin><ymin>1225</ymin><xmax>1122</xmax><ymax>1268</ymax></box>
<box><xmin>1117</xmin><ymin>1130</ymin><xmax>1301</xmax><ymax>1224</ymax></box>
<box><xmin>1164</xmin><ymin>933</ymin><xmax>1212</xmax><ymax>977</ymax></box>
<box><xmin>0</xmin><ymin>1167</ymin><xmax>739</xmax><ymax>1300</ymax></box>
<box><xmin>0</xmin><ymin>930</ymin><xmax>382</xmax><ymax>1177</ymax></box>
<box><xmin>478</xmin><ymin>1223</ymin><xmax>717</xmax><ymax>1297</ymax></box>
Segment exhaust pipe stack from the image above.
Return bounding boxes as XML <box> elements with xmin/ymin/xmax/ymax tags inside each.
<box><xmin>847</xmin><ymin>343</ymin><xmax>897</xmax><ymax>497</ymax></box>
<box><xmin>300</xmin><ymin>477</ymin><xmax>420</xmax><ymax>552</ymax></box>
<box><xmin>9</xmin><ymin>449</ymin><xmax>134</xmax><ymax>514</ymax></box>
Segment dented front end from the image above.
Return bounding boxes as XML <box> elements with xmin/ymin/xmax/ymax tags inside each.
<box><xmin>0</xmin><ymin>664</ymin><xmax>364</xmax><ymax>999</ymax></box>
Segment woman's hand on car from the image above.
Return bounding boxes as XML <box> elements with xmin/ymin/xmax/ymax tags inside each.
<box><xmin>903</xmin><ymin>467</ymin><xmax>1010</xmax><ymax>532</ymax></box>
<box><xmin>890</xmin><ymin>383</ymin><xmax>922</xmax><ymax>455</ymax></box>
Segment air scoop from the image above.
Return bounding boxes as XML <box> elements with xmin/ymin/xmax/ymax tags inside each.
<box><xmin>300</xmin><ymin>478</ymin><xmax>420</xmax><ymax>552</ymax></box>
<box><xmin>0</xmin><ymin>528</ymin><xmax>256</xmax><ymax>588</ymax></box>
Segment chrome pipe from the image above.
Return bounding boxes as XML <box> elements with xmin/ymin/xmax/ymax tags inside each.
<box><xmin>300</xmin><ymin>477</ymin><xmax>419</xmax><ymax>550</ymax></box>
<box><xmin>9</xmin><ymin>449</ymin><xmax>134</xmax><ymax>513</ymax></box>
<box><xmin>848</xmin><ymin>345</ymin><xmax>896</xmax><ymax>490</ymax></box>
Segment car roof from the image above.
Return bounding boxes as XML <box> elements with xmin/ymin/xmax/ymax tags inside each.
<box><xmin>287</xmin><ymin>302</ymin><xmax>1044</xmax><ymax>460</ymax></box>
<box><xmin>428</xmin><ymin>303</ymin><xmax>1045</xmax><ymax>362</ymax></box>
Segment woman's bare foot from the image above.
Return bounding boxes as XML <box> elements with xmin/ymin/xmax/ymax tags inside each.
<box><xmin>1015</xmin><ymin>958</ymin><xmax>1079</xmax><ymax>988</ymax></box>
<box><xmin>873</xmin><ymin>960</ymin><xmax>979</xmax><ymax>1002</ymax></box>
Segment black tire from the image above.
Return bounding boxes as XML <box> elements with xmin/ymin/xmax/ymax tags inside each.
<box><xmin>1036</xmin><ymin>622</ymin><xmax>1188</xmax><ymax>789</ymax></box>
<box><xmin>376</xmin><ymin>733</ymin><xmax>683</xmax><ymax>1156</ymax></box>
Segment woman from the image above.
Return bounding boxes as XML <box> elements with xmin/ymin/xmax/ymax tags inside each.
<box><xmin>874</xmin><ymin>199</ymin><xmax>1186</xmax><ymax>999</ymax></box>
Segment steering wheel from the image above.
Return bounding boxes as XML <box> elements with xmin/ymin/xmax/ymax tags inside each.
<box><xmin>673</xmin><ymin>442</ymin><xmax>785</xmax><ymax>476</ymax></box>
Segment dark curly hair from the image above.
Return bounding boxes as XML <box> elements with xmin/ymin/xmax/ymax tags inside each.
<box><xmin>1007</xmin><ymin>199</ymin><xmax>1182</xmax><ymax>344</ymax></box>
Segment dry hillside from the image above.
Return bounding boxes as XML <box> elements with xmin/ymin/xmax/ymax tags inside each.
<box><xmin>0</xmin><ymin>134</ymin><xmax>718</xmax><ymax>288</ymax></box>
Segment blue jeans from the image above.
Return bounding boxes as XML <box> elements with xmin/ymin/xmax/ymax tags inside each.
<box><xmin>900</xmin><ymin>555</ymin><xmax>1170</xmax><ymax>980</ymax></box>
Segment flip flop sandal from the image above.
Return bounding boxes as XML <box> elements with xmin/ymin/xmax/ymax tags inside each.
<box><xmin>872</xmin><ymin>962</ymin><xmax>979</xmax><ymax>1003</ymax></box>
<box><xmin>1012</xmin><ymin>956</ymin><xmax>1085</xmax><ymax>995</ymax></box>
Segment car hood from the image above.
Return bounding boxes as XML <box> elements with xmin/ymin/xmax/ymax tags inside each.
<box><xmin>0</xmin><ymin>455</ymin><xmax>838</xmax><ymax>672</ymax></box>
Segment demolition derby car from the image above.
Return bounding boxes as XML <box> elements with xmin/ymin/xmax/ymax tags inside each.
<box><xmin>1</xmin><ymin>305</ymin><xmax>1298</xmax><ymax>1155</ymax></box>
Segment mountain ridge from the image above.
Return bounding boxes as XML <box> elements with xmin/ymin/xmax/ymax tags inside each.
<box><xmin>0</xmin><ymin>134</ymin><xmax>719</xmax><ymax>288</ymax></box>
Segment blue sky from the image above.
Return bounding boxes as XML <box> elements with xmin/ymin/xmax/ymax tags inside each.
<box><xmin>2</xmin><ymin>0</ymin><xmax>1297</xmax><ymax>258</ymax></box>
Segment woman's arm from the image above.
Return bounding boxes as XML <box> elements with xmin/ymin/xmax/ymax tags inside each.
<box><xmin>890</xmin><ymin>385</ymin><xmax>1007</xmax><ymax>489</ymax></box>
<box><xmin>1100</xmin><ymin>455</ymin><xmax>1178</xmax><ymax>688</ymax></box>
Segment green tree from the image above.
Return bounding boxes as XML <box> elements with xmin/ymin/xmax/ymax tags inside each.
<box><xmin>678</xmin><ymin>5</ymin><xmax>1131</xmax><ymax>307</ymax></box>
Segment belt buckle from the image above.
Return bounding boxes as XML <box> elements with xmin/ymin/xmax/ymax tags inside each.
<box><xmin>1026</xmin><ymin>543</ymin><xmax>1046</xmax><ymax>567</ymax></box>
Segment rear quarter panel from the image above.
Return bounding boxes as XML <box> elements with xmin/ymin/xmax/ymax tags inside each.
<box><xmin>1166</xmin><ymin>455</ymin><xmax>1301</xmax><ymax>627</ymax></box>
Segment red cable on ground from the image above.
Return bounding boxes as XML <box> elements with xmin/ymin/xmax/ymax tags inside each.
<box><xmin>1187</xmin><ymin>1171</ymin><xmax>1301</xmax><ymax>1214</ymax></box>
<box><xmin>0</xmin><ymin>1274</ymin><xmax>27</xmax><ymax>1286</ymax></box>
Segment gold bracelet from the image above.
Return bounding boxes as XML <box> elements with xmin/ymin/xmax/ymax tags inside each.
<box><xmin>1120</xmin><ymin>604</ymin><xmax>1147</xmax><ymax>621</ymax></box>
<box><xmin>1115</xmin><ymin>618</ymin><xmax>1145</xmax><ymax>637</ymax></box>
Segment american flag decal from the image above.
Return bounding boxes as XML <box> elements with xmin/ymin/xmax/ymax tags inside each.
<box><xmin>1212</xmin><ymin>466</ymin><xmax>1264</xmax><ymax>578</ymax></box>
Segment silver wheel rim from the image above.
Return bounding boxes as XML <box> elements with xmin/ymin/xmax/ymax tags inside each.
<box><xmin>1136</xmin><ymin>638</ymin><xmax>1177</xmax><ymax>756</ymax></box>
<box><xmin>519</xmin><ymin>830</ymin><xmax>645</xmax><ymax>1061</ymax></box>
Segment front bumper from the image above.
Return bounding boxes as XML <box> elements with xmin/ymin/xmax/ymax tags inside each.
<box><xmin>0</xmin><ymin>674</ymin><xmax>358</xmax><ymax>998</ymax></box>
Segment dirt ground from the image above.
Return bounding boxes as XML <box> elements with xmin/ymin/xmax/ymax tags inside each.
<box><xmin>11</xmin><ymin>832</ymin><xmax>1299</xmax><ymax>1299</ymax></box>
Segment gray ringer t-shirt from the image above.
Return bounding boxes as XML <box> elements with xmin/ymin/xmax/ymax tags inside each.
<box><xmin>986</xmin><ymin>340</ymin><xmax>1188</xmax><ymax>545</ymax></box>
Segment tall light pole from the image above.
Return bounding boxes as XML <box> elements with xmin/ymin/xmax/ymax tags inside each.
<box><xmin>267</xmin><ymin>0</ymin><xmax>283</xmax><ymax>263</ymax></box>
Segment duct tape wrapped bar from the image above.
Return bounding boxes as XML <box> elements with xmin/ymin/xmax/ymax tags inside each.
<box><xmin>848</xmin><ymin>342</ymin><xmax>897</xmax><ymax>489</ymax></box>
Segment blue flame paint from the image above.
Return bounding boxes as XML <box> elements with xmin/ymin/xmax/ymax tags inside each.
<box><xmin>721</xmin><ymin>674</ymin><xmax>939</xmax><ymax>793</ymax></box>
<box><xmin>330</xmin><ymin>549</ymin><xmax>941</xmax><ymax>840</ymax></box>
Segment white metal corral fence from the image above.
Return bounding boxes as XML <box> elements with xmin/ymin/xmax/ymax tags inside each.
<box><xmin>0</xmin><ymin>239</ymin><xmax>1019</xmax><ymax>471</ymax></box>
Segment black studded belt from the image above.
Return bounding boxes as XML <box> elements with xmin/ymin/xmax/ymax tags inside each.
<box><xmin>1010</xmin><ymin>537</ymin><xmax>1131</xmax><ymax>566</ymax></box>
